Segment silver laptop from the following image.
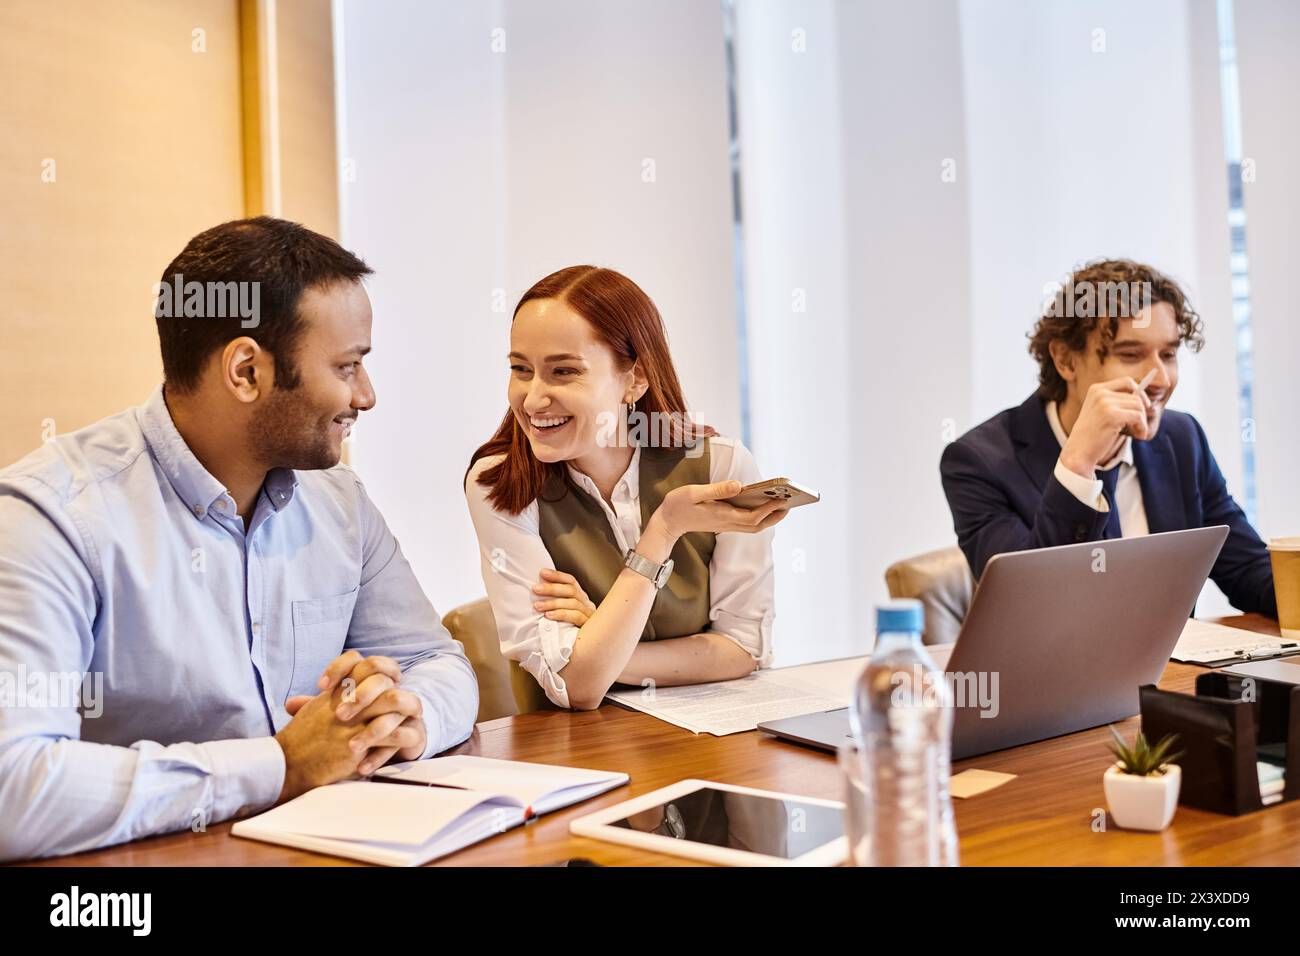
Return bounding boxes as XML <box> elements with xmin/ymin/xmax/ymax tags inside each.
<box><xmin>758</xmin><ymin>526</ymin><xmax>1229</xmax><ymax>760</ymax></box>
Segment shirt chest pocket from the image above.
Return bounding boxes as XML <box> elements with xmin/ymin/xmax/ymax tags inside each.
<box><xmin>290</xmin><ymin>587</ymin><xmax>360</xmax><ymax>696</ymax></box>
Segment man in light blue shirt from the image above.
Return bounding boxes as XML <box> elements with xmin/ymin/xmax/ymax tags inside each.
<box><xmin>0</xmin><ymin>217</ymin><xmax>478</xmax><ymax>861</ymax></box>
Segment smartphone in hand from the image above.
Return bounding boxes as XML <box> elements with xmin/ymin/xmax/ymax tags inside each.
<box><xmin>725</xmin><ymin>478</ymin><xmax>820</xmax><ymax>511</ymax></box>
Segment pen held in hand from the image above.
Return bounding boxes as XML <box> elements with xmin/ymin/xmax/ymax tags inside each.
<box><xmin>1120</xmin><ymin>367</ymin><xmax>1160</xmax><ymax>438</ymax></box>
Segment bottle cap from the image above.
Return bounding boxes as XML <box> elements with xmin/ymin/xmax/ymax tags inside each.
<box><xmin>876</xmin><ymin>598</ymin><xmax>924</xmax><ymax>634</ymax></box>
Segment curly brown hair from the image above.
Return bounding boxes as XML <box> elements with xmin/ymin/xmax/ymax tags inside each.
<box><xmin>1028</xmin><ymin>259</ymin><xmax>1205</xmax><ymax>403</ymax></box>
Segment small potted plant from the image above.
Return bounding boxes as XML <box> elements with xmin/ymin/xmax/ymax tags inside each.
<box><xmin>1103</xmin><ymin>726</ymin><xmax>1183</xmax><ymax>832</ymax></box>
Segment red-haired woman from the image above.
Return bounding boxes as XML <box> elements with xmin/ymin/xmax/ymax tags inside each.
<box><xmin>465</xmin><ymin>266</ymin><xmax>788</xmax><ymax>711</ymax></box>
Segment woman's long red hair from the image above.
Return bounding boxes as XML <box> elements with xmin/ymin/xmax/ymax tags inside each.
<box><xmin>469</xmin><ymin>265</ymin><xmax>712</xmax><ymax>515</ymax></box>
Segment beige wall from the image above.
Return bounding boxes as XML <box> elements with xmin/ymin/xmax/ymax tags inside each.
<box><xmin>0</xmin><ymin>0</ymin><xmax>338</xmax><ymax>467</ymax></box>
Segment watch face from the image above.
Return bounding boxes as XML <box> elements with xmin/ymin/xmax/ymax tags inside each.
<box><xmin>655</xmin><ymin>559</ymin><xmax>674</xmax><ymax>587</ymax></box>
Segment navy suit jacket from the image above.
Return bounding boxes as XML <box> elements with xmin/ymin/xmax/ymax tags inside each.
<box><xmin>939</xmin><ymin>393</ymin><xmax>1276</xmax><ymax>617</ymax></box>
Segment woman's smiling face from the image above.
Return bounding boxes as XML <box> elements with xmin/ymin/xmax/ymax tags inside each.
<box><xmin>507</xmin><ymin>297</ymin><xmax>638</xmax><ymax>463</ymax></box>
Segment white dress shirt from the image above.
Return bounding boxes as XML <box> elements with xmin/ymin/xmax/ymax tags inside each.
<box><xmin>465</xmin><ymin>436</ymin><xmax>776</xmax><ymax>708</ymax></box>
<box><xmin>1046</xmin><ymin>401</ymin><xmax>1149</xmax><ymax>537</ymax></box>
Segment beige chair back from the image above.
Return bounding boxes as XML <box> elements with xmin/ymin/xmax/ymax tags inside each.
<box><xmin>442</xmin><ymin>598</ymin><xmax>551</xmax><ymax>722</ymax></box>
<box><xmin>884</xmin><ymin>545</ymin><xmax>974</xmax><ymax>645</ymax></box>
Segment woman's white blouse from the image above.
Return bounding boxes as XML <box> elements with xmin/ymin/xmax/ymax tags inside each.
<box><xmin>464</xmin><ymin>436</ymin><xmax>776</xmax><ymax>708</ymax></box>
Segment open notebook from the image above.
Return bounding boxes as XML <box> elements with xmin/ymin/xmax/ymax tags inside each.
<box><xmin>231</xmin><ymin>756</ymin><xmax>628</xmax><ymax>866</ymax></box>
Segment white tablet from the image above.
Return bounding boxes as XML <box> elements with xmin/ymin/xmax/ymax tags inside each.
<box><xmin>570</xmin><ymin>779</ymin><xmax>847</xmax><ymax>866</ymax></box>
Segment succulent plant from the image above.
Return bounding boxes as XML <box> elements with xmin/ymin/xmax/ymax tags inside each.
<box><xmin>1107</xmin><ymin>725</ymin><xmax>1183</xmax><ymax>777</ymax></box>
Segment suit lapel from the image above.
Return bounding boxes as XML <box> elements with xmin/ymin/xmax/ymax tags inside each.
<box><xmin>1008</xmin><ymin>393</ymin><xmax>1188</xmax><ymax>533</ymax></box>
<box><xmin>1010</xmin><ymin>394</ymin><xmax>1060</xmax><ymax>491</ymax></box>
<box><xmin>1133</xmin><ymin>430</ymin><xmax>1184</xmax><ymax>533</ymax></box>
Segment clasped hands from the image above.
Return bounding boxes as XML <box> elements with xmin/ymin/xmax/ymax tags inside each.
<box><xmin>274</xmin><ymin>650</ymin><xmax>427</xmax><ymax>802</ymax></box>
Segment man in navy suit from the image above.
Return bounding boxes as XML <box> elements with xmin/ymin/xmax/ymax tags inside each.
<box><xmin>941</xmin><ymin>258</ymin><xmax>1276</xmax><ymax>616</ymax></box>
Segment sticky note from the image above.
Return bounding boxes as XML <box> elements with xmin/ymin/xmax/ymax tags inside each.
<box><xmin>949</xmin><ymin>768</ymin><xmax>1017</xmax><ymax>799</ymax></box>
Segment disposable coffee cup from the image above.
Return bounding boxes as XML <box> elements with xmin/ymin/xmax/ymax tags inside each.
<box><xmin>1268</xmin><ymin>537</ymin><xmax>1300</xmax><ymax>640</ymax></box>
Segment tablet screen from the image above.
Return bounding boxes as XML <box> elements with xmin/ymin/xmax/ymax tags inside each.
<box><xmin>609</xmin><ymin>785</ymin><xmax>843</xmax><ymax>859</ymax></box>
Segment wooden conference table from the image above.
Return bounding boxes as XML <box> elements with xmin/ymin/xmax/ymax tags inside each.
<box><xmin>22</xmin><ymin>614</ymin><xmax>1300</xmax><ymax>867</ymax></box>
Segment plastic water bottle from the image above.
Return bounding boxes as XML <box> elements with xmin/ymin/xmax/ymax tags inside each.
<box><xmin>848</xmin><ymin>599</ymin><xmax>958</xmax><ymax>866</ymax></box>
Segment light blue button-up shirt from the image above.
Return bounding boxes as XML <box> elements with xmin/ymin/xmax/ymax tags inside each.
<box><xmin>0</xmin><ymin>386</ymin><xmax>478</xmax><ymax>861</ymax></box>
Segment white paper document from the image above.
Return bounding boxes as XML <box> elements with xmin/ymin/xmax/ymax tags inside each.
<box><xmin>611</xmin><ymin>619</ymin><xmax>1297</xmax><ymax>735</ymax></box>
<box><xmin>1171</xmin><ymin>618</ymin><xmax>1300</xmax><ymax>666</ymax></box>
<box><xmin>606</xmin><ymin>656</ymin><xmax>866</xmax><ymax>736</ymax></box>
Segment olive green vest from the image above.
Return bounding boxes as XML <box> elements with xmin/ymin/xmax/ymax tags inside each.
<box><xmin>537</xmin><ymin>440</ymin><xmax>715</xmax><ymax>642</ymax></box>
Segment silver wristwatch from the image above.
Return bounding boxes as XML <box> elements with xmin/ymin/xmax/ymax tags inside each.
<box><xmin>624</xmin><ymin>548</ymin><xmax>674</xmax><ymax>589</ymax></box>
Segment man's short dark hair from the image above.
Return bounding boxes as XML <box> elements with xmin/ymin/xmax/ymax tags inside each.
<box><xmin>155</xmin><ymin>217</ymin><xmax>373</xmax><ymax>392</ymax></box>
<box><xmin>1028</xmin><ymin>258</ymin><xmax>1205</xmax><ymax>403</ymax></box>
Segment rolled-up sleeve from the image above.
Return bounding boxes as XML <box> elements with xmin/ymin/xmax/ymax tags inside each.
<box><xmin>704</xmin><ymin>439</ymin><xmax>776</xmax><ymax>668</ymax></box>
<box><xmin>347</xmin><ymin>477</ymin><xmax>479</xmax><ymax>756</ymax></box>
<box><xmin>465</xmin><ymin>459</ymin><xmax>579</xmax><ymax>709</ymax></box>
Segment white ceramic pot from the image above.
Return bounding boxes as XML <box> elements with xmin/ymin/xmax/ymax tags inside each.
<box><xmin>1103</xmin><ymin>763</ymin><xmax>1181</xmax><ymax>831</ymax></box>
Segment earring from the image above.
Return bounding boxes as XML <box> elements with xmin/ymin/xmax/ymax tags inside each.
<box><xmin>624</xmin><ymin>399</ymin><xmax>638</xmax><ymax>447</ymax></box>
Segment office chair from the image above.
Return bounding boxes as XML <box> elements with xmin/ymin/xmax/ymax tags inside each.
<box><xmin>884</xmin><ymin>545</ymin><xmax>974</xmax><ymax>645</ymax></box>
<box><xmin>441</xmin><ymin>598</ymin><xmax>552</xmax><ymax>722</ymax></box>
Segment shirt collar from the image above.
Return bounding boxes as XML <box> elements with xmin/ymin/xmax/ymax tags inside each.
<box><xmin>263</xmin><ymin>468</ymin><xmax>300</xmax><ymax>511</ymax></box>
<box><xmin>567</xmin><ymin>443</ymin><xmax>642</xmax><ymax>502</ymax></box>
<box><xmin>1045</xmin><ymin>400</ymin><xmax>1134</xmax><ymax>469</ymax></box>
<box><xmin>138</xmin><ymin>384</ymin><xmax>299</xmax><ymax>520</ymax></box>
